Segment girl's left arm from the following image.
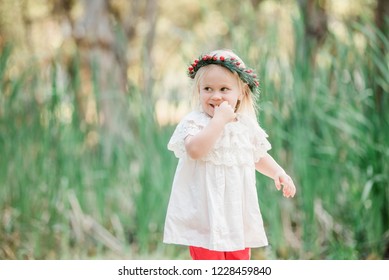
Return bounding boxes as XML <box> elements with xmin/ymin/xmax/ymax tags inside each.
<box><xmin>255</xmin><ymin>153</ymin><xmax>296</xmax><ymax>198</ymax></box>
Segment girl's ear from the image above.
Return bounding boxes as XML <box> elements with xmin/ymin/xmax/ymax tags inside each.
<box><xmin>244</xmin><ymin>83</ymin><xmax>249</xmax><ymax>92</ymax></box>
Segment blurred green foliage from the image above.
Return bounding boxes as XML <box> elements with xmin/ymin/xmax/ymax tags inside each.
<box><xmin>0</xmin><ymin>0</ymin><xmax>388</xmax><ymax>259</ymax></box>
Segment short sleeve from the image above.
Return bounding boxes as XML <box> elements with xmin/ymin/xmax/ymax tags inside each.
<box><xmin>253</xmin><ymin>125</ymin><xmax>272</xmax><ymax>162</ymax></box>
<box><xmin>167</xmin><ymin>111</ymin><xmax>209</xmax><ymax>158</ymax></box>
<box><xmin>239</xmin><ymin>114</ymin><xmax>272</xmax><ymax>162</ymax></box>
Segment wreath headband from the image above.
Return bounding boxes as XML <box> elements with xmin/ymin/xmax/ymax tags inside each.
<box><xmin>187</xmin><ymin>54</ymin><xmax>260</xmax><ymax>94</ymax></box>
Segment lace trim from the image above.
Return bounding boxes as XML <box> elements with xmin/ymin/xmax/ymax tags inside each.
<box><xmin>203</xmin><ymin>147</ymin><xmax>256</xmax><ymax>166</ymax></box>
<box><xmin>167</xmin><ymin>112</ymin><xmax>208</xmax><ymax>158</ymax></box>
<box><xmin>167</xmin><ymin>111</ymin><xmax>271</xmax><ymax>165</ymax></box>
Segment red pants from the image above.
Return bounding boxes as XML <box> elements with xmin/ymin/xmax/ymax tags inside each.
<box><xmin>189</xmin><ymin>246</ymin><xmax>250</xmax><ymax>260</ymax></box>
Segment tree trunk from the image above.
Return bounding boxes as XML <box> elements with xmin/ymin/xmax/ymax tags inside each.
<box><xmin>374</xmin><ymin>0</ymin><xmax>389</xmax><ymax>259</ymax></box>
<box><xmin>73</xmin><ymin>0</ymin><xmax>129</xmax><ymax>160</ymax></box>
<box><xmin>142</xmin><ymin>0</ymin><xmax>158</xmax><ymax>99</ymax></box>
<box><xmin>297</xmin><ymin>0</ymin><xmax>328</xmax><ymax>65</ymax></box>
<box><xmin>374</xmin><ymin>0</ymin><xmax>389</xmax><ymax>114</ymax></box>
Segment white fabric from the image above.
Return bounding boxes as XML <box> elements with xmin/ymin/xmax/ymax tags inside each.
<box><xmin>163</xmin><ymin>111</ymin><xmax>271</xmax><ymax>251</ymax></box>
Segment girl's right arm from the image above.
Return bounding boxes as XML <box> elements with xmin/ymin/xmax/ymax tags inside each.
<box><xmin>185</xmin><ymin>101</ymin><xmax>235</xmax><ymax>159</ymax></box>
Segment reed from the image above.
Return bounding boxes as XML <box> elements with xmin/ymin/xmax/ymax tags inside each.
<box><xmin>0</xmin><ymin>14</ymin><xmax>387</xmax><ymax>259</ymax></box>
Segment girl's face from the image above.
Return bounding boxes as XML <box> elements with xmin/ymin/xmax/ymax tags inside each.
<box><xmin>198</xmin><ymin>65</ymin><xmax>242</xmax><ymax>118</ymax></box>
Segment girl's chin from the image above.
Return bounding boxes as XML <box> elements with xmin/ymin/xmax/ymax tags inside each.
<box><xmin>203</xmin><ymin>106</ymin><xmax>214</xmax><ymax>117</ymax></box>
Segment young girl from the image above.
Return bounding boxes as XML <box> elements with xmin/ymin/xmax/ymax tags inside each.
<box><xmin>164</xmin><ymin>49</ymin><xmax>296</xmax><ymax>260</ymax></box>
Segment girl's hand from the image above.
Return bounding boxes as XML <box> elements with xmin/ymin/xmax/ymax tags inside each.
<box><xmin>213</xmin><ymin>101</ymin><xmax>236</xmax><ymax>125</ymax></box>
<box><xmin>274</xmin><ymin>171</ymin><xmax>296</xmax><ymax>198</ymax></box>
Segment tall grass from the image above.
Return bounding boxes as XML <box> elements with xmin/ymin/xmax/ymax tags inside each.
<box><xmin>0</xmin><ymin>14</ymin><xmax>388</xmax><ymax>259</ymax></box>
<box><xmin>253</xmin><ymin>19</ymin><xmax>389</xmax><ymax>259</ymax></box>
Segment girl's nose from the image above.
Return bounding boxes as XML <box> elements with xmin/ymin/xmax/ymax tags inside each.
<box><xmin>211</xmin><ymin>92</ymin><xmax>222</xmax><ymax>100</ymax></box>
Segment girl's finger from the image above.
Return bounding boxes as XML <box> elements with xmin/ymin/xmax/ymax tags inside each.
<box><xmin>287</xmin><ymin>184</ymin><xmax>296</xmax><ymax>198</ymax></box>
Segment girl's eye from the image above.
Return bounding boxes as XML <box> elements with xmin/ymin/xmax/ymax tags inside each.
<box><xmin>221</xmin><ymin>87</ymin><xmax>229</xmax><ymax>92</ymax></box>
<box><xmin>204</xmin><ymin>87</ymin><xmax>212</xmax><ymax>91</ymax></box>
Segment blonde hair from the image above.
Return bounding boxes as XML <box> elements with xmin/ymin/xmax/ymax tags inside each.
<box><xmin>190</xmin><ymin>49</ymin><xmax>259</xmax><ymax>119</ymax></box>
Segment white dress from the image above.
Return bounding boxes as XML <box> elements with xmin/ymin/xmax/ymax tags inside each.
<box><xmin>163</xmin><ymin>111</ymin><xmax>272</xmax><ymax>251</ymax></box>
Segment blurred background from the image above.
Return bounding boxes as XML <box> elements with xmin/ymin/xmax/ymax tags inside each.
<box><xmin>0</xmin><ymin>0</ymin><xmax>388</xmax><ymax>260</ymax></box>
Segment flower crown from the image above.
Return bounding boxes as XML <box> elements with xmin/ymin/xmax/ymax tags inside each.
<box><xmin>187</xmin><ymin>54</ymin><xmax>260</xmax><ymax>94</ymax></box>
